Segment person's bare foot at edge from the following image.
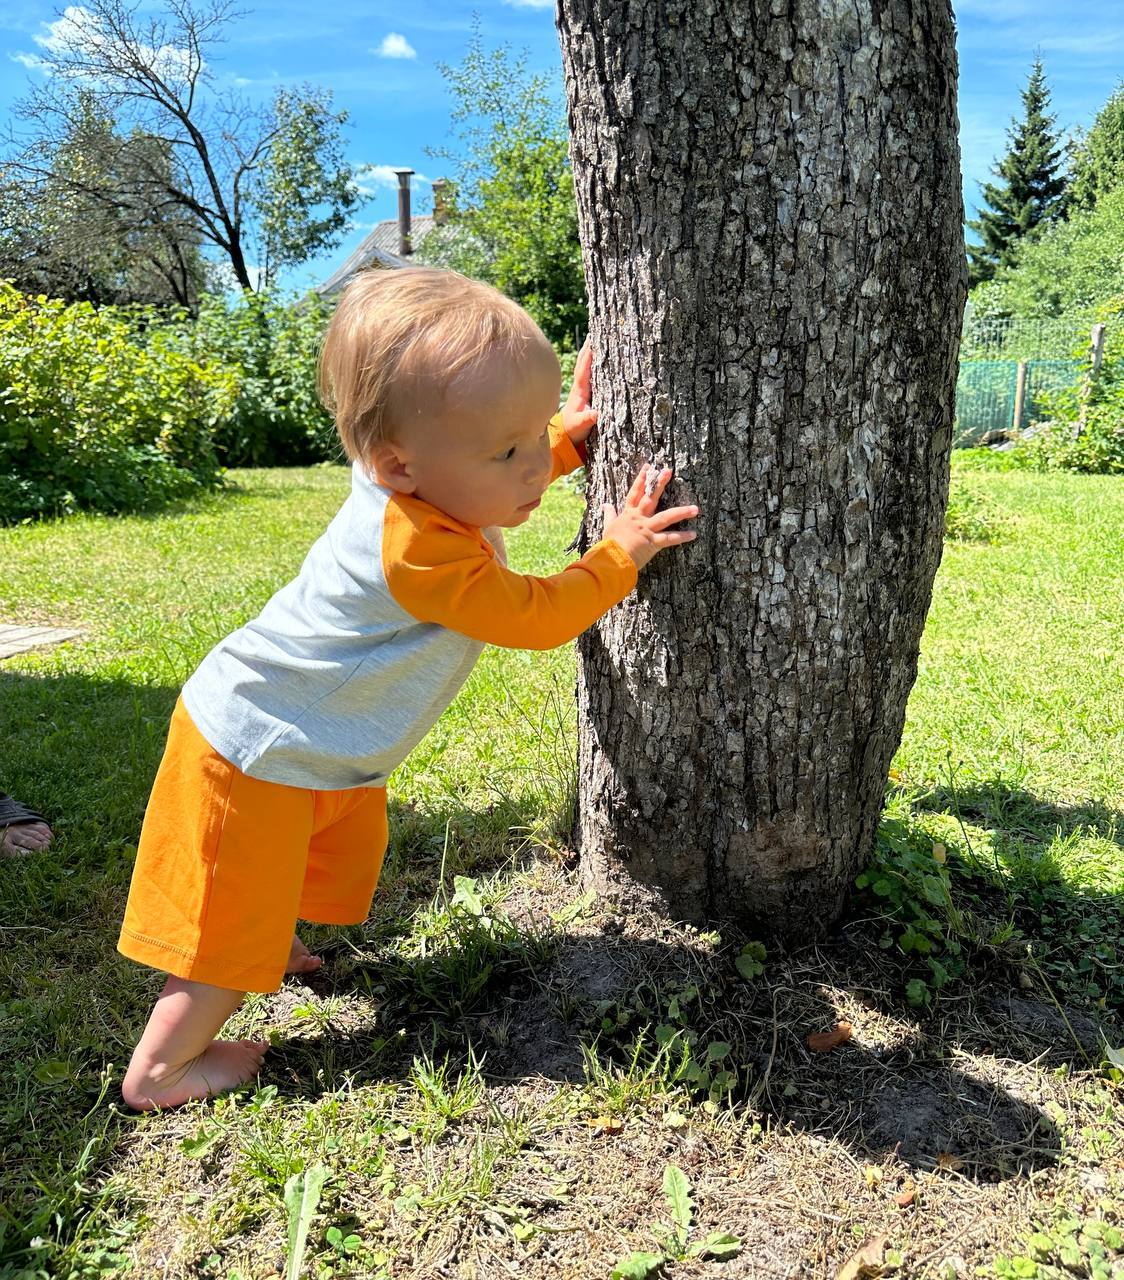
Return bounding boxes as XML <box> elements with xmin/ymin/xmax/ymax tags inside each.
<box><xmin>286</xmin><ymin>933</ymin><xmax>323</xmax><ymax>975</ymax></box>
<box><xmin>1</xmin><ymin>819</ymin><xmax>52</xmax><ymax>856</ymax></box>
<box><xmin>122</xmin><ymin>1038</ymin><xmax>269</xmax><ymax>1111</ymax></box>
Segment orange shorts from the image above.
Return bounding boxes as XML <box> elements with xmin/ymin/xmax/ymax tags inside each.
<box><xmin>118</xmin><ymin>698</ymin><xmax>388</xmax><ymax>993</ymax></box>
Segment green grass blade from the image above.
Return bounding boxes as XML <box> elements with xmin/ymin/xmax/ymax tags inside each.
<box><xmin>662</xmin><ymin>1163</ymin><xmax>692</xmax><ymax>1245</ymax></box>
<box><xmin>284</xmin><ymin>1164</ymin><xmax>328</xmax><ymax>1280</ymax></box>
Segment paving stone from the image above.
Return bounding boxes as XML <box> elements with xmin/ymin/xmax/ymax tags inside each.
<box><xmin>0</xmin><ymin>624</ymin><xmax>83</xmax><ymax>659</ymax></box>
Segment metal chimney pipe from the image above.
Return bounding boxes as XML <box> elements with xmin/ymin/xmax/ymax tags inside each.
<box><xmin>394</xmin><ymin>168</ymin><xmax>414</xmax><ymax>257</ymax></box>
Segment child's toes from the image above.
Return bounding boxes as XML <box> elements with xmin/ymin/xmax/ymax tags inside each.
<box><xmin>285</xmin><ymin>935</ymin><xmax>323</xmax><ymax>974</ymax></box>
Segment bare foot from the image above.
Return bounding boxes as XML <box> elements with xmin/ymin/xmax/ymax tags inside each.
<box><xmin>122</xmin><ymin>1038</ymin><xmax>268</xmax><ymax>1111</ymax></box>
<box><xmin>1</xmin><ymin>821</ymin><xmax>52</xmax><ymax>856</ymax></box>
<box><xmin>286</xmin><ymin>934</ymin><xmax>323</xmax><ymax>975</ymax></box>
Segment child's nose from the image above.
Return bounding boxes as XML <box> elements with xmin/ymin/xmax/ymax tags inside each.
<box><xmin>528</xmin><ymin>447</ymin><xmax>551</xmax><ymax>487</ymax></box>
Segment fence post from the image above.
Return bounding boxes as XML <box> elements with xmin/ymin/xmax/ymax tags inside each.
<box><xmin>1077</xmin><ymin>322</ymin><xmax>1108</xmax><ymax>434</ymax></box>
<box><xmin>1012</xmin><ymin>360</ymin><xmax>1028</xmax><ymax>433</ymax></box>
<box><xmin>1091</xmin><ymin>323</ymin><xmax>1107</xmax><ymax>376</ymax></box>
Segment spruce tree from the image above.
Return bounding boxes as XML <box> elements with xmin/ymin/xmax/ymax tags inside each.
<box><xmin>967</xmin><ymin>58</ymin><xmax>1068</xmax><ymax>287</ymax></box>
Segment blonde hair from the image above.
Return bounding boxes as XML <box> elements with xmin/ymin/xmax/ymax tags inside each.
<box><xmin>319</xmin><ymin>267</ymin><xmax>552</xmax><ymax>462</ymax></box>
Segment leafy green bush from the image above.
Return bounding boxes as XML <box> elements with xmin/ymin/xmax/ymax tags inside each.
<box><xmin>970</xmin><ymin>187</ymin><xmax>1124</xmax><ymax>319</ymax></box>
<box><xmin>1022</xmin><ymin>410</ymin><xmax>1124</xmax><ymax>473</ymax></box>
<box><xmin>162</xmin><ymin>290</ymin><xmax>337</xmax><ymax>467</ymax></box>
<box><xmin>0</xmin><ymin>283</ymin><xmax>236</xmax><ymax>522</ymax></box>
<box><xmin>1020</xmin><ymin>297</ymin><xmax>1124</xmax><ymax>473</ymax></box>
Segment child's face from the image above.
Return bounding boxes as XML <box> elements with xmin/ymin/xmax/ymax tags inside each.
<box><xmin>374</xmin><ymin>343</ymin><xmax>562</xmax><ymax>529</ymax></box>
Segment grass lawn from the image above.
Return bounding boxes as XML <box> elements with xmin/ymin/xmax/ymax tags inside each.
<box><xmin>0</xmin><ymin>463</ymin><xmax>1121</xmax><ymax>1280</ymax></box>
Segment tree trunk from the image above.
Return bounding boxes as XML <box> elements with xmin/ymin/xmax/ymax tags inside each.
<box><xmin>557</xmin><ymin>0</ymin><xmax>966</xmax><ymax>937</ymax></box>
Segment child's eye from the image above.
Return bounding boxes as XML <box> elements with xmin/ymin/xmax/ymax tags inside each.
<box><xmin>497</xmin><ymin>446</ymin><xmax>516</xmax><ymax>462</ymax></box>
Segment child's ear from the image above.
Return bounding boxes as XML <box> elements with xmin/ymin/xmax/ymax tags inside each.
<box><xmin>369</xmin><ymin>440</ymin><xmax>417</xmax><ymax>494</ymax></box>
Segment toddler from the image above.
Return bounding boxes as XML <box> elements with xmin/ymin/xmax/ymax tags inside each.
<box><xmin>117</xmin><ymin>267</ymin><xmax>698</xmax><ymax>1110</ymax></box>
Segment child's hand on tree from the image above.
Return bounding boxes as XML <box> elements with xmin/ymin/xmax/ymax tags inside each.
<box><xmin>561</xmin><ymin>340</ymin><xmax>599</xmax><ymax>446</ymax></box>
<box><xmin>602</xmin><ymin>466</ymin><xmax>698</xmax><ymax>570</ymax></box>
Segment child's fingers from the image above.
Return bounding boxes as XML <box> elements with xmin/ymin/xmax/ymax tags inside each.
<box><xmin>648</xmin><ymin>503</ymin><xmax>699</xmax><ymax>530</ymax></box>
<box><xmin>652</xmin><ymin>529</ymin><xmax>698</xmax><ymax>548</ymax></box>
<box><xmin>601</xmin><ymin>502</ymin><xmax>617</xmax><ymax>534</ymax></box>
<box><xmin>639</xmin><ymin>466</ymin><xmax>673</xmax><ymax>514</ymax></box>
<box><xmin>623</xmin><ymin>468</ymin><xmax>650</xmax><ymax>508</ymax></box>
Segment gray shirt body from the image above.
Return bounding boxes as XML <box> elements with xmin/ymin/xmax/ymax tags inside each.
<box><xmin>182</xmin><ymin>465</ymin><xmax>483</xmax><ymax>789</ymax></box>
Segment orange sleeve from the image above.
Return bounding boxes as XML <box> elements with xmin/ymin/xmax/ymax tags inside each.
<box><xmin>383</xmin><ymin>495</ymin><xmax>636</xmax><ymax>651</ymax></box>
<box><xmin>548</xmin><ymin>413</ymin><xmax>586</xmax><ymax>481</ymax></box>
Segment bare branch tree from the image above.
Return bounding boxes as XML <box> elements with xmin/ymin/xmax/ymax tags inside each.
<box><xmin>6</xmin><ymin>0</ymin><xmax>358</xmax><ymax>292</ymax></box>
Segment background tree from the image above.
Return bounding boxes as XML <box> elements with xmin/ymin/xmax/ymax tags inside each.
<box><xmin>969</xmin><ymin>186</ymin><xmax>1124</xmax><ymax>318</ymax></box>
<box><xmin>7</xmin><ymin>0</ymin><xmax>357</xmax><ymax>293</ymax></box>
<box><xmin>420</xmin><ymin>23</ymin><xmax>586</xmax><ymax>348</ymax></box>
<box><xmin>557</xmin><ymin>0</ymin><xmax>966</xmax><ymax>936</ymax></box>
<box><xmin>967</xmin><ymin>58</ymin><xmax>1068</xmax><ymax>287</ymax></box>
<box><xmin>1</xmin><ymin>92</ymin><xmax>206</xmax><ymax>306</ymax></box>
<box><xmin>1069</xmin><ymin>84</ymin><xmax>1124</xmax><ymax>213</ymax></box>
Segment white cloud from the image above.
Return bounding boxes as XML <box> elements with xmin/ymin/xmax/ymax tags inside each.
<box><xmin>352</xmin><ymin>164</ymin><xmax>431</xmax><ymax>196</ymax></box>
<box><xmin>374</xmin><ymin>32</ymin><xmax>417</xmax><ymax>60</ymax></box>
<box><xmin>27</xmin><ymin>5</ymin><xmax>197</xmax><ymax>80</ymax></box>
<box><xmin>10</xmin><ymin>51</ymin><xmax>50</xmax><ymax>72</ymax></box>
<box><xmin>34</xmin><ymin>6</ymin><xmax>100</xmax><ymax>54</ymax></box>
<box><xmin>1037</xmin><ymin>30</ymin><xmax>1124</xmax><ymax>56</ymax></box>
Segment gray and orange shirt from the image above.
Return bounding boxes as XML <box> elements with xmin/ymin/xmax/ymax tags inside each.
<box><xmin>181</xmin><ymin>418</ymin><xmax>637</xmax><ymax>790</ymax></box>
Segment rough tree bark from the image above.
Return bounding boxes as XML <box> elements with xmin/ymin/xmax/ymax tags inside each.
<box><xmin>557</xmin><ymin>0</ymin><xmax>967</xmax><ymax>936</ymax></box>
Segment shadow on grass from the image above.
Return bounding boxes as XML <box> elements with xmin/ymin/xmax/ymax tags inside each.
<box><xmin>270</xmin><ymin>913</ymin><xmax>1076</xmax><ymax>1182</ymax></box>
<box><xmin>916</xmin><ymin>779</ymin><xmax>1123</xmax><ymax>857</ymax></box>
<box><xmin>911</xmin><ymin>779</ymin><xmax>1124</xmax><ymax>1014</ymax></box>
<box><xmin>0</xmin><ymin>667</ymin><xmax>1116</xmax><ymax>1264</ymax></box>
<box><xmin>262</xmin><ymin>781</ymin><xmax>1124</xmax><ymax>1188</ymax></box>
<box><xmin>265</xmin><ymin>773</ymin><xmax>1124</xmax><ymax>1185</ymax></box>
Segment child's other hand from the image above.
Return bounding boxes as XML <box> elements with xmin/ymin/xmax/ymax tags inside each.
<box><xmin>561</xmin><ymin>339</ymin><xmax>598</xmax><ymax>446</ymax></box>
<box><xmin>601</xmin><ymin>466</ymin><xmax>699</xmax><ymax>570</ymax></box>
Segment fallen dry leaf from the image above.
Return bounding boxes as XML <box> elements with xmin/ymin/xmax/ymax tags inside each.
<box><xmin>895</xmin><ymin>1181</ymin><xmax>917</xmax><ymax>1208</ymax></box>
<box><xmin>806</xmin><ymin>1021</ymin><xmax>854</xmax><ymax>1053</ymax></box>
<box><xmin>588</xmin><ymin>1115</ymin><xmax>623</xmax><ymax>1138</ymax></box>
<box><xmin>936</xmin><ymin>1151</ymin><xmax>965</xmax><ymax>1173</ymax></box>
<box><xmin>863</xmin><ymin>1164</ymin><xmax>883</xmax><ymax>1190</ymax></box>
<box><xmin>836</xmin><ymin>1232</ymin><xmax>889</xmax><ymax>1280</ymax></box>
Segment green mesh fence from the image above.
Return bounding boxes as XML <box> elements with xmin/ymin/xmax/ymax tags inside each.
<box><xmin>953</xmin><ymin>357</ymin><xmax>1082</xmax><ymax>446</ymax></box>
<box><xmin>955</xmin><ymin>360</ymin><xmax>1019</xmax><ymax>443</ymax></box>
<box><xmin>1025</xmin><ymin>358</ymin><xmax>1083</xmax><ymax>420</ymax></box>
<box><xmin>953</xmin><ymin>309</ymin><xmax>1094</xmax><ymax>447</ymax></box>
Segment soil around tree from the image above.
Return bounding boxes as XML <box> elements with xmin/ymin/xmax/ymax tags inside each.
<box><xmin>115</xmin><ymin>855</ymin><xmax>1123</xmax><ymax>1279</ymax></box>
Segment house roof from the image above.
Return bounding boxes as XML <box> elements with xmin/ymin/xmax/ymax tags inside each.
<box><xmin>316</xmin><ymin>215</ymin><xmax>438</xmax><ymax>296</ymax></box>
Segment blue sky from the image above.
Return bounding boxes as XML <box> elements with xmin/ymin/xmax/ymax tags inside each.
<box><xmin>2</xmin><ymin>0</ymin><xmax>1123</xmax><ymax>292</ymax></box>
